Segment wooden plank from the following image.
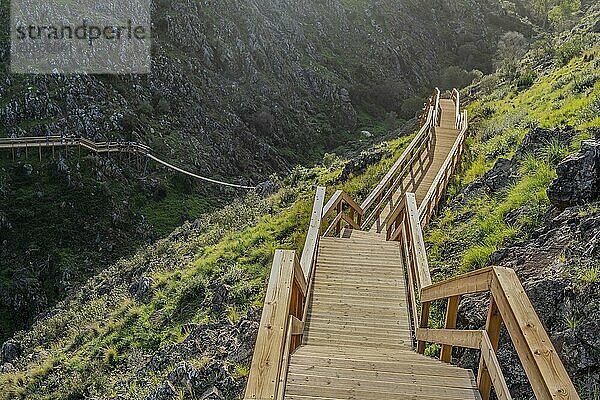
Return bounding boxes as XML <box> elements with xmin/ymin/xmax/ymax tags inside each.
<box><xmin>440</xmin><ymin>295</ymin><xmax>460</xmax><ymax>363</ymax></box>
<box><xmin>284</xmin><ymin>376</ymin><xmax>481</xmax><ymax>399</ymax></box>
<box><xmin>490</xmin><ymin>267</ymin><xmax>579</xmax><ymax>400</ymax></box>
<box><xmin>421</xmin><ymin>267</ymin><xmax>493</xmax><ymax>303</ymax></box>
<box><xmin>322</xmin><ymin>212</ymin><xmax>342</xmax><ymax>237</ymax></box>
<box><xmin>405</xmin><ymin>192</ymin><xmax>432</xmax><ymax>289</ymax></box>
<box><xmin>276</xmin><ymin>316</ymin><xmax>294</xmax><ymax>400</ymax></box>
<box><xmin>290</xmin><ymin>315</ymin><xmax>304</xmax><ymax>336</ymax></box>
<box><xmin>480</xmin><ymin>331</ymin><xmax>512</xmax><ymax>400</ymax></box>
<box><xmin>245</xmin><ymin>250</ymin><xmax>295</xmax><ymax>400</ymax></box>
<box><xmin>287</xmin><ymin>364</ymin><xmax>475</xmax><ymax>384</ymax></box>
<box><xmin>478</xmin><ymin>297</ymin><xmax>502</xmax><ymax>399</ymax></box>
<box><xmin>299</xmin><ymin>187</ymin><xmax>325</xmax><ymax>280</ymax></box>
<box><xmin>416</xmin><ymin>328</ymin><xmax>482</xmax><ymax>350</ymax></box>
<box><xmin>340</xmin><ymin>192</ymin><xmax>363</xmax><ymax>216</ymax></box>
<box><xmin>322</xmin><ymin>190</ymin><xmax>343</xmax><ymax>221</ymax></box>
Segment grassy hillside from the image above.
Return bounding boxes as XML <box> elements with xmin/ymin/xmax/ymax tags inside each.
<box><xmin>0</xmin><ymin>134</ymin><xmax>413</xmax><ymax>399</ymax></box>
<box><xmin>427</xmin><ymin>41</ymin><xmax>600</xmax><ymax>277</ymax></box>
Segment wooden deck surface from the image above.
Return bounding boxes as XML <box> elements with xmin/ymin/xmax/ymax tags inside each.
<box><xmin>285</xmin><ymin>229</ymin><xmax>481</xmax><ymax>399</ymax></box>
<box><xmin>372</xmin><ymin>99</ymin><xmax>460</xmax><ymax>232</ymax></box>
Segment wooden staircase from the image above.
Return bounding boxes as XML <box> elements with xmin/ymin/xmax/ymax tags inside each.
<box><xmin>244</xmin><ymin>89</ymin><xmax>580</xmax><ymax>400</ymax></box>
<box><xmin>285</xmin><ymin>230</ymin><xmax>482</xmax><ymax>399</ymax></box>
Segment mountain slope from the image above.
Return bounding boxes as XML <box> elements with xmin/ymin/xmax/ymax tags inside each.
<box><xmin>0</xmin><ymin>0</ymin><xmax>530</xmax><ymax>178</ymax></box>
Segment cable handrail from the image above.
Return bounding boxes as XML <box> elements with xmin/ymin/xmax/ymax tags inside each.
<box><xmin>0</xmin><ymin>135</ymin><xmax>255</xmax><ymax>190</ymax></box>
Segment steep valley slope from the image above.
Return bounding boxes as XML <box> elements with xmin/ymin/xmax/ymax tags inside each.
<box><xmin>0</xmin><ymin>0</ymin><xmax>531</xmax><ymax>342</ymax></box>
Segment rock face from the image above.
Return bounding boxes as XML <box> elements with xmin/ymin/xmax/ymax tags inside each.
<box><xmin>548</xmin><ymin>140</ymin><xmax>600</xmax><ymax>208</ymax></box>
<box><xmin>0</xmin><ymin>0</ymin><xmax>529</xmax><ymax>179</ymax></box>
<box><xmin>1</xmin><ymin>340</ymin><xmax>19</xmax><ymax>364</ymax></box>
<box><xmin>457</xmin><ymin>205</ymin><xmax>600</xmax><ymax>398</ymax></box>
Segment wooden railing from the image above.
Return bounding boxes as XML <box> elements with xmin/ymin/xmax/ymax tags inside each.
<box><xmin>245</xmin><ymin>187</ymin><xmax>326</xmax><ymax>400</ymax></box>
<box><xmin>385</xmin><ymin>193</ymin><xmax>432</xmax><ymax>336</ymax></box>
<box><xmin>245</xmin><ymin>88</ymin><xmax>580</xmax><ymax>400</ymax></box>
<box><xmin>360</xmin><ymin>88</ymin><xmax>441</xmax><ymax>230</ymax></box>
<box><xmin>416</xmin><ymin>267</ymin><xmax>580</xmax><ymax>400</ymax></box>
<box><xmin>418</xmin><ymin>109</ymin><xmax>468</xmax><ymax>226</ymax></box>
<box><xmin>321</xmin><ymin>189</ymin><xmax>363</xmax><ymax>237</ymax></box>
<box><xmin>0</xmin><ymin>136</ymin><xmax>255</xmax><ymax>189</ymax></box>
<box><xmin>451</xmin><ymin>89</ymin><xmax>461</xmax><ymax>129</ymax></box>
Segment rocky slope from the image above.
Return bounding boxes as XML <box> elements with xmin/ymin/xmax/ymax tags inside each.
<box><xmin>0</xmin><ymin>134</ymin><xmax>416</xmax><ymax>399</ymax></box>
<box><xmin>0</xmin><ymin>0</ymin><xmax>530</xmax><ymax>179</ymax></box>
<box><xmin>0</xmin><ymin>0</ymin><xmax>532</xmax><ymax>343</ymax></box>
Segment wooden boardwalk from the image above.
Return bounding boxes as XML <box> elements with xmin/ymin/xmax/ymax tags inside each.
<box><xmin>287</xmin><ymin>230</ymin><xmax>481</xmax><ymax>399</ymax></box>
<box><xmin>245</xmin><ymin>89</ymin><xmax>579</xmax><ymax>400</ymax></box>
<box><xmin>372</xmin><ymin>98</ymin><xmax>460</xmax><ymax>232</ymax></box>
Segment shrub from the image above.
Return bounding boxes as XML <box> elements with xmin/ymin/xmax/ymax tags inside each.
<box><xmin>515</xmin><ymin>69</ymin><xmax>537</xmax><ymax>90</ymax></box>
<box><xmin>572</xmin><ymin>74</ymin><xmax>599</xmax><ymax>93</ymax></box>
<box><xmin>555</xmin><ymin>38</ymin><xmax>584</xmax><ymax>66</ymax></box>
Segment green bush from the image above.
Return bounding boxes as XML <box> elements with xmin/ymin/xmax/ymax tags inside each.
<box><xmin>515</xmin><ymin>70</ymin><xmax>537</xmax><ymax>90</ymax></box>
<box><xmin>555</xmin><ymin>38</ymin><xmax>584</xmax><ymax>66</ymax></box>
<box><xmin>572</xmin><ymin>74</ymin><xmax>599</xmax><ymax>93</ymax></box>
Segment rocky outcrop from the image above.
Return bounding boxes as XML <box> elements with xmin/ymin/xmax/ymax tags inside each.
<box><xmin>146</xmin><ymin>316</ymin><xmax>259</xmax><ymax>400</ymax></box>
<box><xmin>456</xmin><ymin>204</ymin><xmax>600</xmax><ymax>398</ymax></box>
<box><xmin>548</xmin><ymin>140</ymin><xmax>600</xmax><ymax>209</ymax></box>
<box><xmin>1</xmin><ymin>340</ymin><xmax>19</xmax><ymax>364</ymax></box>
<box><xmin>451</xmin><ymin>127</ymin><xmax>574</xmax><ymax>206</ymax></box>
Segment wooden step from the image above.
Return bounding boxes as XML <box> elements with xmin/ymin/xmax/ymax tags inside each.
<box><xmin>287</xmin><ymin>365</ymin><xmax>476</xmax><ymax>388</ymax></box>
<box><xmin>288</xmin><ymin>354</ymin><xmax>471</xmax><ymax>375</ymax></box>
<box><xmin>284</xmin><ymin>377</ymin><xmax>481</xmax><ymax>400</ymax></box>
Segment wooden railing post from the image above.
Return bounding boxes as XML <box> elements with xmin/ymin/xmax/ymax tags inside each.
<box><xmin>300</xmin><ymin>187</ymin><xmax>326</xmax><ymax>279</ymax></box>
<box><xmin>417</xmin><ymin>301</ymin><xmax>430</xmax><ymax>354</ymax></box>
<box><xmin>245</xmin><ymin>250</ymin><xmax>297</xmax><ymax>400</ymax></box>
<box><xmin>478</xmin><ymin>297</ymin><xmax>502</xmax><ymax>399</ymax></box>
<box><xmin>440</xmin><ymin>295</ymin><xmax>460</xmax><ymax>362</ymax></box>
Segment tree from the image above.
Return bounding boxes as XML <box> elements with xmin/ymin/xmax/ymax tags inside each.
<box><xmin>527</xmin><ymin>0</ymin><xmax>581</xmax><ymax>31</ymax></box>
<box><xmin>548</xmin><ymin>0</ymin><xmax>581</xmax><ymax>31</ymax></box>
<box><xmin>495</xmin><ymin>32</ymin><xmax>529</xmax><ymax>79</ymax></box>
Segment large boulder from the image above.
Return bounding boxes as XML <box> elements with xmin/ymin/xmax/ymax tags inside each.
<box><xmin>1</xmin><ymin>340</ymin><xmax>20</xmax><ymax>363</ymax></box>
<box><xmin>548</xmin><ymin>140</ymin><xmax>600</xmax><ymax>208</ymax></box>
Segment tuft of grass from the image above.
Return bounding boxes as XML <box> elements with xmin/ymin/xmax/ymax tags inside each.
<box><xmin>580</xmin><ymin>267</ymin><xmax>600</xmax><ymax>284</ymax></box>
<box><xmin>461</xmin><ymin>244</ymin><xmax>497</xmax><ymax>272</ymax></box>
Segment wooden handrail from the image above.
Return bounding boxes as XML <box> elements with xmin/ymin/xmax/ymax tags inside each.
<box><xmin>360</xmin><ymin>88</ymin><xmax>440</xmax><ymax>229</ymax></box>
<box><xmin>418</xmin><ymin>109</ymin><xmax>468</xmax><ymax>225</ymax></box>
<box><xmin>299</xmin><ymin>187</ymin><xmax>326</xmax><ymax>279</ymax></box>
<box><xmin>417</xmin><ymin>267</ymin><xmax>580</xmax><ymax>400</ymax></box>
<box><xmin>246</xmin><ymin>187</ymin><xmax>327</xmax><ymax>400</ymax></box>
<box><xmin>451</xmin><ymin>89</ymin><xmax>461</xmax><ymax>129</ymax></box>
<box><xmin>321</xmin><ymin>190</ymin><xmax>363</xmax><ymax>236</ymax></box>
<box><xmin>245</xmin><ymin>250</ymin><xmax>306</xmax><ymax>400</ymax></box>
<box><xmin>386</xmin><ymin>192</ymin><xmax>432</xmax><ymax>344</ymax></box>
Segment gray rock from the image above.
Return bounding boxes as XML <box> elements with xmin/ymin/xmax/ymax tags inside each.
<box><xmin>340</xmin><ymin>147</ymin><xmax>387</xmax><ymax>181</ymax></box>
<box><xmin>199</xmin><ymin>386</ymin><xmax>224</xmax><ymax>400</ymax></box>
<box><xmin>483</xmin><ymin>157</ymin><xmax>518</xmax><ymax>192</ymax></box>
<box><xmin>147</xmin><ymin>381</ymin><xmax>177</xmax><ymax>400</ymax></box>
<box><xmin>168</xmin><ymin>361</ymin><xmax>199</xmax><ymax>387</ymax></box>
<box><xmin>255</xmin><ymin>180</ymin><xmax>279</xmax><ymax>197</ymax></box>
<box><xmin>129</xmin><ymin>276</ymin><xmax>153</xmax><ymax>301</ymax></box>
<box><xmin>1</xmin><ymin>340</ymin><xmax>20</xmax><ymax>364</ymax></box>
<box><xmin>1</xmin><ymin>362</ymin><xmax>15</xmax><ymax>373</ymax></box>
<box><xmin>548</xmin><ymin>140</ymin><xmax>600</xmax><ymax>208</ymax></box>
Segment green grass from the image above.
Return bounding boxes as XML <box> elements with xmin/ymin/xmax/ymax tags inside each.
<box><xmin>426</xmin><ymin>44</ymin><xmax>600</xmax><ymax>278</ymax></box>
<box><xmin>0</xmin><ymin>122</ymin><xmax>416</xmax><ymax>400</ymax></box>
